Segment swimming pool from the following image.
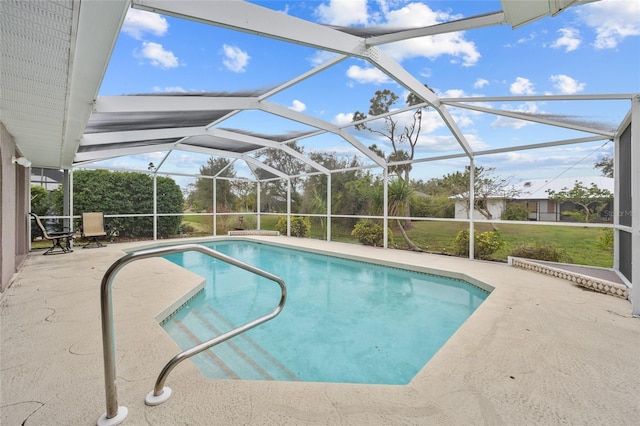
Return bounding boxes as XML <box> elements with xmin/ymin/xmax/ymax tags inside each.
<box><xmin>162</xmin><ymin>240</ymin><xmax>489</xmax><ymax>385</ymax></box>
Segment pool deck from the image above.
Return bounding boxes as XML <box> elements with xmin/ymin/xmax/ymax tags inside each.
<box><xmin>2</xmin><ymin>236</ymin><xmax>639</xmax><ymax>425</ymax></box>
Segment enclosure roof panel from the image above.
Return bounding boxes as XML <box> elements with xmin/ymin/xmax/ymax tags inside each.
<box><xmin>1</xmin><ymin>0</ymin><xmax>634</xmax><ymax>177</ymax></box>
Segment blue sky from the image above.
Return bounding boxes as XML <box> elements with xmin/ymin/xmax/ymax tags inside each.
<box><xmin>96</xmin><ymin>0</ymin><xmax>640</xmax><ymax>186</ymax></box>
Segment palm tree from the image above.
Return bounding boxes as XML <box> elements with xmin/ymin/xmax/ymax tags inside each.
<box><xmin>373</xmin><ymin>179</ymin><xmax>423</xmax><ymax>251</ymax></box>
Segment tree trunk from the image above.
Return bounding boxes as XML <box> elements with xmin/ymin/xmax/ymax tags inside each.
<box><xmin>396</xmin><ymin>219</ymin><xmax>423</xmax><ymax>252</ymax></box>
<box><xmin>403</xmin><ymin>200</ymin><xmax>413</xmax><ymax>229</ymax></box>
<box><xmin>476</xmin><ymin>204</ymin><xmax>498</xmax><ymax>231</ymax></box>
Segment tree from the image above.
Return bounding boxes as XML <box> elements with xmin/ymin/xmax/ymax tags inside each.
<box><xmin>353</xmin><ymin>86</ymin><xmax>431</xmax><ymax>229</ymax></box>
<box><xmin>369</xmin><ymin>178</ymin><xmax>423</xmax><ymax>251</ymax></box>
<box><xmin>231</xmin><ymin>179</ymin><xmax>256</xmax><ymax>212</ymax></box>
<box><xmin>387</xmin><ymin>178</ymin><xmax>423</xmax><ymax>251</ymax></box>
<box><xmin>31</xmin><ymin>185</ymin><xmax>51</xmax><ymax>216</ymax></box>
<box><xmin>187</xmin><ymin>157</ymin><xmax>236</xmax><ymax>212</ymax></box>
<box><xmin>547</xmin><ymin>181</ymin><xmax>613</xmax><ymax>223</ymax></box>
<box><xmin>595</xmin><ymin>156</ymin><xmax>613</xmax><ymax>178</ymax></box>
<box><xmin>303</xmin><ymin>152</ymin><xmax>375</xmax><ymax>229</ymax></box>
<box><xmin>254</xmin><ymin>142</ymin><xmax>306</xmax><ymax>213</ymax></box>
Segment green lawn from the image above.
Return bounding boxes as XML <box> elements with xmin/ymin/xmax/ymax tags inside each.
<box><xmin>54</xmin><ymin>215</ymin><xmax>610</xmax><ymax>269</ymax></box>
<box><xmin>398</xmin><ymin>221</ymin><xmax>613</xmax><ymax>267</ymax></box>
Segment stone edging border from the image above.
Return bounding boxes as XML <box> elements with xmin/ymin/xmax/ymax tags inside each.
<box><xmin>227</xmin><ymin>230</ymin><xmax>280</xmax><ymax>236</ymax></box>
<box><xmin>508</xmin><ymin>257</ymin><xmax>629</xmax><ymax>299</ymax></box>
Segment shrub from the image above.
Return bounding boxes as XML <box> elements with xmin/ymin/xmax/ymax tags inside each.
<box><xmin>56</xmin><ymin>170</ymin><xmax>183</xmax><ymax>238</ymax></box>
<box><xmin>351</xmin><ymin>219</ymin><xmax>393</xmax><ymax>246</ymax></box>
<box><xmin>276</xmin><ymin>216</ymin><xmax>311</xmax><ymax>237</ymax></box>
<box><xmin>501</xmin><ymin>201</ymin><xmax>529</xmax><ymax>221</ymax></box>
<box><xmin>454</xmin><ymin>229</ymin><xmax>505</xmax><ymax>260</ymax></box>
<box><xmin>596</xmin><ymin>228</ymin><xmax>614</xmax><ymax>251</ymax></box>
<box><xmin>30</xmin><ymin>185</ymin><xmax>54</xmax><ymax>240</ymax></box>
<box><xmin>510</xmin><ymin>242</ymin><xmax>567</xmax><ymax>263</ymax></box>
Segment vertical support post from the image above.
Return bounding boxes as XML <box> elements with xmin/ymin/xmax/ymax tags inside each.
<box><xmin>213</xmin><ymin>177</ymin><xmax>217</xmax><ymax>236</ymax></box>
<box><xmin>63</xmin><ymin>170</ymin><xmax>71</xmax><ymax>231</ymax></box>
<box><xmin>631</xmin><ymin>95</ymin><xmax>640</xmax><ymax>317</ymax></box>
<box><xmin>383</xmin><ymin>167</ymin><xmax>388</xmax><ymax>249</ymax></box>
<box><xmin>286</xmin><ymin>178</ymin><xmax>291</xmax><ymax>236</ymax></box>
<box><xmin>152</xmin><ymin>174</ymin><xmax>157</xmax><ymax>241</ymax></box>
<box><xmin>69</xmin><ymin>170</ymin><xmax>74</xmax><ymax>233</ymax></box>
<box><xmin>256</xmin><ymin>180</ymin><xmax>261</xmax><ymax>230</ymax></box>
<box><xmin>614</xmin><ymin>131</ymin><xmax>621</xmax><ymax>273</ymax></box>
<box><xmin>469</xmin><ymin>159</ymin><xmax>475</xmax><ymax>260</ymax></box>
<box><xmin>326</xmin><ymin>173</ymin><xmax>331</xmax><ymax>242</ymax></box>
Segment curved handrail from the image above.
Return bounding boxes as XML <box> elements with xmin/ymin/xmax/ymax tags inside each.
<box><xmin>98</xmin><ymin>244</ymin><xmax>286</xmax><ymax>426</ymax></box>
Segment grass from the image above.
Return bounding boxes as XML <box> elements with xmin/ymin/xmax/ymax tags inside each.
<box><xmin>180</xmin><ymin>215</ymin><xmax>613</xmax><ymax>268</ymax></box>
<box><xmin>32</xmin><ymin>215</ymin><xmax>612</xmax><ymax>269</ymax></box>
<box><xmin>398</xmin><ymin>221</ymin><xmax>613</xmax><ymax>267</ymax></box>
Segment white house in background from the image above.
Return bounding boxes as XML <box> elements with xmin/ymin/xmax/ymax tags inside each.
<box><xmin>453</xmin><ymin>176</ymin><xmax>614</xmax><ymax>222</ymax></box>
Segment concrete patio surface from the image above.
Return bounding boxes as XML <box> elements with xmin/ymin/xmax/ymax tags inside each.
<box><xmin>1</xmin><ymin>236</ymin><xmax>639</xmax><ymax>425</ymax></box>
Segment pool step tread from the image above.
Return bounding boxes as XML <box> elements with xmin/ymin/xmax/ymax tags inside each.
<box><xmin>200</xmin><ymin>307</ymin><xmax>299</xmax><ymax>381</ymax></box>
<box><xmin>166</xmin><ymin>308</ymin><xmax>298</xmax><ymax>381</ymax></box>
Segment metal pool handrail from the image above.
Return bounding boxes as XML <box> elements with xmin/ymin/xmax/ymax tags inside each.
<box><xmin>97</xmin><ymin>244</ymin><xmax>287</xmax><ymax>426</ymax></box>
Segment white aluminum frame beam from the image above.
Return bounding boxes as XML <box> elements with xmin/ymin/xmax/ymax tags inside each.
<box><xmin>258</xmin><ymin>101</ymin><xmax>387</xmax><ymax>168</ymax></box>
<box><xmin>362</xmin><ymin>48</ymin><xmax>473</xmax><ymax>156</ymax></box>
<box><xmin>80</xmin><ymin>127</ymin><xmax>206</xmax><ymax>145</ymax></box>
<box><xmin>209</xmin><ymin>128</ymin><xmax>330</xmax><ymax>174</ymax></box>
<box><xmin>441</xmin><ymin>94</ymin><xmax>635</xmax><ymax>102</ymax></box>
<box><xmin>134</xmin><ymin>0</ymin><xmax>366</xmax><ymax>55</ymax></box>
<box><xmin>175</xmin><ymin>144</ymin><xmax>289</xmax><ymax>179</ymax></box>
<box><xmin>74</xmin><ymin>143</ymin><xmax>177</xmax><ymax>163</ymax></box>
<box><xmin>446</xmin><ymin>101</ymin><xmax>616</xmax><ymax>138</ymax></box>
<box><xmin>61</xmin><ymin>0</ymin><xmax>130</xmax><ymax>168</ymax></box>
<box><xmin>630</xmin><ymin>95</ymin><xmax>640</xmax><ymax>317</ymax></box>
<box><xmin>366</xmin><ymin>11</ymin><xmax>506</xmax><ymax>47</ymax></box>
<box><xmin>94</xmin><ymin>96</ymin><xmax>258</xmax><ymax>112</ymax></box>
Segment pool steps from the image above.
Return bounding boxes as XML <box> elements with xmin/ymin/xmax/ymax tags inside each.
<box><xmin>166</xmin><ymin>306</ymin><xmax>299</xmax><ymax>381</ymax></box>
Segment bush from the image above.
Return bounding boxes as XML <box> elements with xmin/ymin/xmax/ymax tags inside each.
<box><xmin>351</xmin><ymin>220</ymin><xmax>393</xmax><ymax>246</ymax></box>
<box><xmin>454</xmin><ymin>229</ymin><xmax>505</xmax><ymax>260</ymax></box>
<box><xmin>57</xmin><ymin>170</ymin><xmax>184</xmax><ymax>238</ymax></box>
<box><xmin>30</xmin><ymin>185</ymin><xmax>55</xmax><ymax>240</ymax></box>
<box><xmin>501</xmin><ymin>201</ymin><xmax>529</xmax><ymax>221</ymax></box>
<box><xmin>276</xmin><ymin>216</ymin><xmax>310</xmax><ymax>237</ymax></box>
<box><xmin>510</xmin><ymin>242</ymin><xmax>567</xmax><ymax>263</ymax></box>
<box><xmin>596</xmin><ymin>228</ymin><xmax>614</xmax><ymax>251</ymax></box>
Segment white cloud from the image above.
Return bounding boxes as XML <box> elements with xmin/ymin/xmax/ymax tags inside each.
<box><xmin>222</xmin><ymin>44</ymin><xmax>250</xmax><ymax>73</ymax></box>
<box><xmin>122</xmin><ymin>9</ymin><xmax>168</xmax><ymax>40</ymax></box>
<box><xmin>137</xmin><ymin>42</ymin><xmax>179</xmax><ymax>69</ymax></box>
<box><xmin>441</xmin><ymin>89</ymin><xmax>466</xmax><ymax>98</ymax></box>
<box><xmin>551</xmin><ymin>28</ymin><xmax>581</xmax><ymax>52</ymax></box>
<box><xmin>333</xmin><ymin>112</ymin><xmax>354</xmax><ymax>126</ymax></box>
<box><xmin>474</xmin><ymin>78</ymin><xmax>489</xmax><ymax>89</ymax></box>
<box><xmin>314</xmin><ymin>1</ymin><xmax>480</xmax><ymax>67</ymax></box>
<box><xmin>379</xmin><ymin>3</ymin><xmax>480</xmax><ymax>66</ymax></box>
<box><xmin>578</xmin><ymin>0</ymin><xmax>640</xmax><ymax>49</ymax></box>
<box><xmin>346</xmin><ymin>65</ymin><xmax>391</xmax><ymax>84</ymax></box>
<box><xmin>315</xmin><ymin>0</ymin><xmax>368</xmax><ymax>26</ymax></box>
<box><xmin>549</xmin><ymin>74</ymin><xmax>585</xmax><ymax>94</ymax></box>
<box><xmin>509</xmin><ymin>77</ymin><xmax>536</xmax><ymax>95</ymax></box>
<box><xmin>309</xmin><ymin>50</ymin><xmax>340</xmax><ymax>67</ymax></box>
<box><xmin>288</xmin><ymin>100</ymin><xmax>306</xmax><ymax>112</ymax></box>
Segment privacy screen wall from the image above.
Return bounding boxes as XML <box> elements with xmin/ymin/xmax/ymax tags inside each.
<box><xmin>618</xmin><ymin>122</ymin><xmax>632</xmax><ymax>282</ymax></box>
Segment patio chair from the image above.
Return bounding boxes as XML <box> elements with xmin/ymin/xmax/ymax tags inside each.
<box><xmin>81</xmin><ymin>212</ymin><xmax>108</xmax><ymax>248</ymax></box>
<box><xmin>29</xmin><ymin>212</ymin><xmax>74</xmax><ymax>255</ymax></box>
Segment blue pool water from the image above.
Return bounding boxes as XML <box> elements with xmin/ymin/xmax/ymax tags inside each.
<box><xmin>162</xmin><ymin>241</ymin><xmax>489</xmax><ymax>385</ymax></box>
